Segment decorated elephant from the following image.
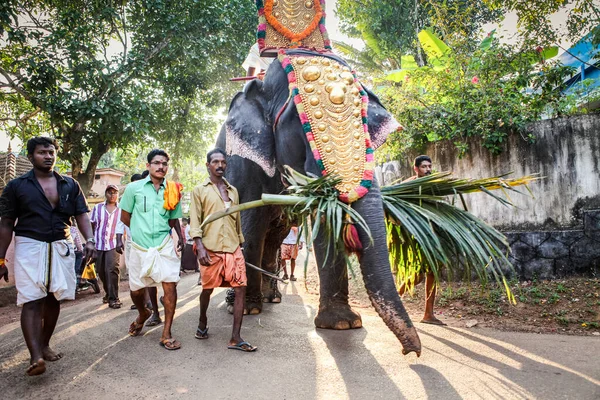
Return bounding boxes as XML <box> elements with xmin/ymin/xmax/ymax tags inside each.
<box><xmin>216</xmin><ymin>48</ymin><xmax>421</xmax><ymax>356</ymax></box>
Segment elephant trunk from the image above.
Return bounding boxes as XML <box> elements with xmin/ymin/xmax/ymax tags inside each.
<box><xmin>353</xmin><ymin>182</ymin><xmax>422</xmax><ymax>356</ymax></box>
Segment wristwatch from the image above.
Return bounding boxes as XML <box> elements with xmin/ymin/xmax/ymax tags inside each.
<box><xmin>86</xmin><ymin>238</ymin><xmax>96</xmax><ymax>245</ymax></box>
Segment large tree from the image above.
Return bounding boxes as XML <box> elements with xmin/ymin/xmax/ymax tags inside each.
<box><xmin>0</xmin><ymin>0</ymin><xmax>255</xmax><ymax>193</ymax></box>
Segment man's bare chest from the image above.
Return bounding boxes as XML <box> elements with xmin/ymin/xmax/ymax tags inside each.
<box><xmin>38</xmin><ymin>178</ymin><xmax>59</xmax><ymax>209</ymax></box>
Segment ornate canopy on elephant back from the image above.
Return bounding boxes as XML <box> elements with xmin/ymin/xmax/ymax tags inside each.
<box><xmin>257</xmin><ymin>0</ymin><xmax>332</xmax><ymax>57</ymax></box>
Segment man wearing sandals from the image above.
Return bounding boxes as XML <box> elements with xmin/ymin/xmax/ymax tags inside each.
<box><xmin>120</xmin><ymin>149</ymin><xmax>184</xmax><ymax>350</ymax></box>
<box><xmin>189</xmin><ymin>148</ymin><xmax>257</xmax><ymax>352</ymax></box>
<box><xmin>0</xmin><ymin>137</ymin><xmax>95</xmax><ymax>375</ymax></box>
<box><xmin>90</xmin><ymin>184</ymin><xmax>125</xmax><ymax>309</ymax></box>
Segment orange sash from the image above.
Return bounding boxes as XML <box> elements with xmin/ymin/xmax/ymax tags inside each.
<box><xmin>163</xmin><ymin>180</ymin><xmax>183</xmax><ymax>211</ymax></box>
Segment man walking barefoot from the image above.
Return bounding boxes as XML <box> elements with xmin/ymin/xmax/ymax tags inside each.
<box><xmin>398</xmin><ymin>155</ymin><xmax>446</xmax><ymax>325</ymax></box>
<box><xmin>0</xmin><ymin>137</ymin><xmax>95</xmax><ymax>375</ymax></box>
<box><xmin>120</xmin><ymin>149</ymin><xmax>184</xmax><ymax>350</ymax></box>
<box><xmin>190</xmin><ymin>148</ymin><xmax>256</xmax><ymax>352</ymax></box>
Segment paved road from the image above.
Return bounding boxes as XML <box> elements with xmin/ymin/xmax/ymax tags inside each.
<box><xmin>1</xmin><ymin>273</ymin><xmax>599</xmax><ymax>399</ymax></box>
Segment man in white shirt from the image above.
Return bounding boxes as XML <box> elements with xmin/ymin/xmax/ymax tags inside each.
<box><xmin>242</xmin><ymin>43</ymin><xmax>274</xmax><ymax>77</ymax></box>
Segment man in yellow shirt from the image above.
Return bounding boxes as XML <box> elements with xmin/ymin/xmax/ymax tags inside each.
<box><xmin>189</xmin><ymin>148</ymin><xmax>257</xmax><ymax>352</ymax></box>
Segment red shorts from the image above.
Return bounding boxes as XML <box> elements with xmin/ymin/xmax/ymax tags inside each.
<box><xmin>201</xmin><ymin>247</ymin><xmax>247</xmax><ymax>289</ymax></box>
<box><xmin>280</xmin><ymin>244</ymin><xmax>298</xmax><ymax>260</ymax></box>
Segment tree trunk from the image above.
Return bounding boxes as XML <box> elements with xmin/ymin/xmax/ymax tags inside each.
<box><xmin>62</xmin><ymin>124</ymin><xmax>110</xmax><ymax>195</ymax></box>
<box><xmin>78</xmin><ymin>144</ymin><xmax>110</xmax><ymax>195</ymax></box>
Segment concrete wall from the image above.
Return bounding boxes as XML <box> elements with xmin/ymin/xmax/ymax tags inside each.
<box><xmin>390</xmin><ymin>114</ymin><xmax>600</xmax><ymax>231</ymax></box>
<box><xmin>378</xmin><ymin>114</ymin><xmax>600</xmax><ymax>279</ymax></box>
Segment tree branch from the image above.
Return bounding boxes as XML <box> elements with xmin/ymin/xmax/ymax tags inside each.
<box><xmin>101</xmin><ymin>34</ymin><xmax>172</xmax><ymax>99</ymax></box>
<box><xmin>0</xmin><ymin>66</ymin><xmax>32</xmax><ymax>101</ymax></box>
<box><xmin>0</xmin><ymin>108</ymin><xmax>41</xmax><ymax>124</ymax></box>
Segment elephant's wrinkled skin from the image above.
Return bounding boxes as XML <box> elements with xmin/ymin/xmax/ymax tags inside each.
<box><xmin>217</xmin><ymin>50</ymin><xmax>421</xmax><ymax>355</ymax></box>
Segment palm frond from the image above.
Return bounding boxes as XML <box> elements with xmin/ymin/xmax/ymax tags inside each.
<box><xmin>382</xmin><ymin>171</ymin><xmax>541</xmax><ymax>200</ymax></box>
<box><xmin>383</xmin><ymin>172</ymin><xmax>540</xmax><ymax>301</ymax></box>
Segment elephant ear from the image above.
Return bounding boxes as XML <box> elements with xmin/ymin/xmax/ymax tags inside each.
<box><xmin>364</xmin><ymin>85</ymin><xmax>402</xmax><ymax>150</ymax></box>
<box><xmin>224</xmin><ymin>79</ymin><xmax>277</xmax><ymax>178</ymax></box>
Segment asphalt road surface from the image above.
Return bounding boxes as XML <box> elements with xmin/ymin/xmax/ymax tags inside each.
<box><xmin>1</xmin><ymin>273</ymin><xmax>599</xmax><ymax>399</ymax></box>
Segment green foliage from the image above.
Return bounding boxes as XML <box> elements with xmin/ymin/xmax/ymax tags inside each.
<box><xmin>336</xmin><ymin>0</ymin><xmax>428</xmax><ymax>68</ymax></box>
<box><xmin>338</xmin><ymin>1</ymin><xmax>596</xmax><ymax>159</ymax></box>
<box><xmin>0</xmin><ymin>0</ymin><xmax>255</xmax><ymax>192</ymax></box>
<box><xmin>378</xmin><ymin>32</ymin><xmax>575</xmax><ymax>158</ymax></box>
<box><xmin>336</xmin><ymin>0</ymin><xmax>500</xmax><ymax>72</ymax></box>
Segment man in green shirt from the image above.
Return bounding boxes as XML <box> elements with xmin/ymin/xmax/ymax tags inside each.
<box><xmin>120</xmin><ymin>149</ymin><xmax>184</xmax><ymax>350</ymax></box>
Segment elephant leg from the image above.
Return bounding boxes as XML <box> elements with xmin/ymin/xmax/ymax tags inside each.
<box><xmin>313</xmin><ymin>233</ymin><xmax>362</xmax><ymax>330</ymax></box>
<box><xmin>261</xmin><ymin>214</ymin><xmax>288</xmax><ymax>303</ymax></box>
<box><xmin>238</xmin><ymin>207</ymin><xmax>271</xmax><ymax>315</ymax></box>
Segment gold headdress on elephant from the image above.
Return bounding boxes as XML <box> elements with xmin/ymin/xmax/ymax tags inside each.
<box><xmin>256</xmin><ymin>0</ymin><xmax>332</xmax><ymax>56</ymax></box>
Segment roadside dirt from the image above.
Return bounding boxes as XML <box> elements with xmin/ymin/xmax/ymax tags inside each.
<box><xmin>302</xmin><ymin>256</ymin><xmax>600</xmax><ymax>336</ymax></box>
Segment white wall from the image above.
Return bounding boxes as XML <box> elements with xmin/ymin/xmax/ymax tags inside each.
<box><xmin>388</xmin><ymin>115</ymin><xmax>600</xmax><ymax>230</ymax></box>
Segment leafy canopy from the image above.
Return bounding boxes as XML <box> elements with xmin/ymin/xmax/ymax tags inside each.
<box><xmin>0</xmin><ymin>0</ymin><xmax>255</xmax><ymax>193</ymax></box>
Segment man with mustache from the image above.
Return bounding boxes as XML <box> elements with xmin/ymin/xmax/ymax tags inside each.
<box><xmin>119</xmin><ymin>149</ymin><xmax>184</xmax><ymax>350</ymax></box>
<box><xmin>404</xmin><ymin>155</ymin><xmax>433</xmax><ymax>181</ymax></box>
<box><xmin>0</xmin><ymin>137</ymin><xmax>95</xmax><ymax>375</ymax></box>
<box><xmin>398</xmin><ymin>155</ymin><xmax>447</xmax><ymax>325</ymax></box>
<box><xmin>189</xmin><ymin>148</ymin><xmax>256</xmax><ymax>352</ymax></box>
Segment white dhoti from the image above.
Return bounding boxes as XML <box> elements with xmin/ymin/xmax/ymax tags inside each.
<box><xmin>128</xmin><ymin>235</ymin><xmax>180</xmax><ymax>291</ymax></box>
<box><xmin>13</xmin><ymin>236</ymin><xmax>76</xmax><ymax>306</ymax></box>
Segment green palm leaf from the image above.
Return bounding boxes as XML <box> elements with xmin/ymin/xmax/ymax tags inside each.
<box><xmin>382</xmin><ymin>172</ymin><xmax>541</xmax><ymax>301</ymax></box>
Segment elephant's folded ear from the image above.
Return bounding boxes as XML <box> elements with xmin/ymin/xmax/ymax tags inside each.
<box><xmin>364</xmin><ymin>85</ymin><xmax>403</xmax><ymax>150</ymax></box>
<box><xmin>224</xmin><ymin>80</ymin><xmax>277</xmax><ymax>178</ymax></box>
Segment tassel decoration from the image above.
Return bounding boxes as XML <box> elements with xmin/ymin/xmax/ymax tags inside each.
<box><xmin>343</xmin><ymin>213</ymin><xmax>363</xmax><ymax>253</ymax></box>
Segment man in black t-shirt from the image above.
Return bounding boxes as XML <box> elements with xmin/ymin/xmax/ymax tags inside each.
<box><xmin>0</xmin><ymin>137</ymin><xmax>95</xmax><ymax>376</ymax></box>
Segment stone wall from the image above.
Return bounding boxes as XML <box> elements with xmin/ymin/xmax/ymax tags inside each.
<box><xmin>378</xmin><ymin>114</ymin><xmax>600</xmax><ymax>279</ymax></box>
<box><xmin>506</xmin><ymin>209</ymin><xmax>600</xmax><ymax>280</ymax></box>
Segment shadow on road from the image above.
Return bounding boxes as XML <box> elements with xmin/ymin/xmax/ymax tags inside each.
<box><xmin>420</xmin><ymin>328</ymin><xmax>600</xmax><ymax>399</ymax></box>
<box><xmin>409</xmin><ymin>364</ymin><xmax>462</xmax><ymax>400</ymax></box>
<box><xmin>316</xmin><ymin>324</ymin><xmax>405</xmax><ymax>399</ymax></box>
<box><xmin>0</xmin><ymin>275</ymin><xmax>320</xmax><ymax>400</ymax></box>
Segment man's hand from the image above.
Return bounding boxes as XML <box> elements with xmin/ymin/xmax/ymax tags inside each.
<box><xmin>194</xmin><ymin>239</ymin><xmax>211</xmax><ymax>266</ymax></box>
<box><xmin>115</xmin><ymin>237</ymin><xmax>124</xmax><ymax>255</ymax></box>
<box><xmin>0</xmin><ymin>259</ymin><xmax>8</xmax><ymax>282</ymax></box>
<box><xmin>177</xmin><ymin>238</ymin><xmax>184</xmax><ymax>254</ymax></box>
<box><xmin>84</xmin><ymin>241</ymin><xmax>96</xmax><ymax>260</ymax></box>
<box><xmin>298</xmin><ymin>243</ymin><xmax>303</xmax><ymax>250</ymax></box>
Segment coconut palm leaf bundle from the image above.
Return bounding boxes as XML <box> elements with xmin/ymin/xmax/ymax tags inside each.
<box><xmin>381</xmin><ymin>172</ymin><xmax>540</xmax><ymax>299</ymax></box>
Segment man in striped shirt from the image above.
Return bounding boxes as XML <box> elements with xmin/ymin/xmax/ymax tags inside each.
<box><xmin>90</xmin><ymin>184</ymin><xmax>125</xmax><ymax>309</ymax></box>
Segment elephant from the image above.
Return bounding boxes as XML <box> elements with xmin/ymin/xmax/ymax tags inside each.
<box><xmin>216</xmin><ymin>49</ymin><xmax>421</xmax><ymax>355</ymax></box>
